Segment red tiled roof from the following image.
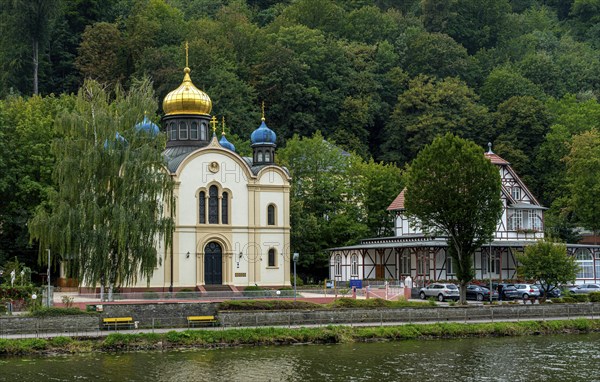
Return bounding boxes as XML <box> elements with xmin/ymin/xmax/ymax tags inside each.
<box><xmin>485</xmin><ymin>152</ymin><xmax>510</xmax><ymax>165</ymax></box>
<box><xmin>387</xmin><ymin>188</ymin><xmax>406</xmax><ymax>211</ymax></box>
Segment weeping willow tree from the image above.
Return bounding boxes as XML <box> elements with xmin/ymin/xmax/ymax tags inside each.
<box><xmin>29</xmin><ymin>79</ymin><xmax>174</xmax><ymax>300</ymax></box>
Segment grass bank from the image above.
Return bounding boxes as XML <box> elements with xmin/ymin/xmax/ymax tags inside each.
<box><xmin>1</xmin><ymin>318</ymin><xmax>599</xmax><ymax>356</ymax></box>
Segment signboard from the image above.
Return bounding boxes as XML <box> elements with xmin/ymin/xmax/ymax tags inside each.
<box><xmin>349</xmin><ymin>279</ymin><xmax>363</xmax><ymax>289</ymax></box>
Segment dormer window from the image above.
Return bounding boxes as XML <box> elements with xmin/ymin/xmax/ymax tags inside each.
<box><xmin>511</xmin><ymin>187</ymin><xmax>521</xmax><ymax>201</ymax></box>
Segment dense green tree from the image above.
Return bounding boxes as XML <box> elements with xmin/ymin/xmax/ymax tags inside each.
<box><xmin>0</xmin><ymin>94</ymin><xmax>73</xmax><ymax>268</ymax></box>
<box><xmin>423</xmin><ymin>0</ymin><xmax>512</xmax><ymax>54</ymax></box>
<box><xmin>76</xmin><ymin>22</ymin><xmax>126</xmax><ymax>87</ymax></box>
<box><xmin>480</xmin><ymin>66</ymin><xmax>546</xmax><ymax>108</ymax></box>
<box><xmin>517</xmin><ymin>239</ymin><xmax>578</xmax><ymax>300</ymax></box>
<box><xmin>564</xmin><ymin>129</ymin><xmax>600</xmax><ymax>242</ymax></box>
<box><xmin>403</xmin><ymin>133</ymin><xmax>503</xmax><ymax>303</ymax></box>
<box><xmin>382</xmin><ymin>75</ymin><xmax>490</xmax><ymax>164</ymax></box>
<box><xmin>492</xmin><ymin>96</ymin><xmax>551</xmax><ymax>194</ymax></box>
<box><xmin>277</xmin><ymin>132</ymin><xmax>369</xmax><ymax>280</ymax></box>
<box><xmin>402</xmin><ymin>31</ymin><xmax>476</xmax><ymax>83</ymax></box>
<box><xmin>29</xmin><ymin>79</ymin><xmax>174</xmax><ymax>300</ymax></box>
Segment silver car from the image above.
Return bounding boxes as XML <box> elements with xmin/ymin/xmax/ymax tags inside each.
<box><xmin>419</xmin><ymin>283</ymin><xmax>460</xmax><ymax>302</ymax></box>
<box><xmin>569</xmin><ymin>284</ymin><xmax>600</xmax><ymax>294</ymax></box>
<box><xmin>513</xmin><ymin>284</ymin><xmax>541</xmax><ymax>300</ymax></box>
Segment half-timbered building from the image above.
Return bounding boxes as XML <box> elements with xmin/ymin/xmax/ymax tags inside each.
<box><xmin>329</xmin><ymin>145</ymin><xmax>599</xmax><ymax>286</ymax></box>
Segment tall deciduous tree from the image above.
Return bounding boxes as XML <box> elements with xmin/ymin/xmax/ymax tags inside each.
<box><xmin>565</xmin><ymin>129</ymin><xmax>600</xmax><ymax>243</ymax></box>
<box><xmin>29</xmin><ymin>79</ymin><xmax>174</xmax><ymax>300</ymax></box>
<box><xmin>517</xmin><ymin>239</ymin><xmax>578</xmax><ymax>300</ymax></box>
<box><xmin>403</xmin><ymin>133</ymin><xmax>503</xmax><ymax>303</ymax></box>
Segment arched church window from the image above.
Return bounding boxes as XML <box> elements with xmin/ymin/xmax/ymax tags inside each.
<box><xmin>576</xmin><ymin>249</ymin><xmax>593</xmax><ymax>279</ymax></box>
<box><xmin>208</xmin><ymin>185</ymin><xmax>218</xmax><ymax>224</ymax></box>
<box><xmin>351</xmin><ymin>254</ymin><xmax>358</xmax><ymax>276</ymax></box>
<box><xmin>199</xmin><ymin>191</ymin><xmax>206</xmax><ymax>224</ymax></box>
<box><xmin>258</xmin><ymin>151</ymin><xmax>264</xmax><ymax>162</ymax></box>
<box><xmin>179</xmin><ymin>121</ymin><xmax>188</xmax><ymax>140</ymax></box>
<box><xmin>222</xmin><ymin>191</ymin><xmax>229</xmax><ymax>224</ymax></box>
<box><xmin>268</xmin><ymin>248</ymin><xmax>276</xmax><ymax>267</ymax></box>
<box><xmin>265</xmin><ymin>151</ymin><xmax>271</xmax><ymax>162</ymax></box>
<box><xmin>267</xmin><ymin>204</ymin><xmax>275</xmax><ymax>225</ymax></box>
<box><xmin>335</xmin><ymin>255</ymin><xmax>342</xmax><ymax>276</ymax></box>
<box><xmin>200</xmin><ymin>122</ymin><xmax>207</xmax><ymax>140</ymax></box>
<box><xmin>190</xmin><ymin>122</ymin><xmax>198</xmax><ymax>140</ymax></box>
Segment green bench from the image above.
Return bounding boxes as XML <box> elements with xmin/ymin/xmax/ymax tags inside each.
<box><xmin>187</xmin><ymin>315</ymin><xmax>217</xmax><ymax>327</ymax></box>
<box><xmin>102</xmin><ymin>317</ymin><xmax>134</xmax><ymax>330</ymax></box>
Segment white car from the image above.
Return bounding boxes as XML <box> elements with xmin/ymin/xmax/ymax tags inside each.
<box><xmin>419</xmin><ymin>283</ymin><xmax>460</xmax><ymax>302</ymax></box>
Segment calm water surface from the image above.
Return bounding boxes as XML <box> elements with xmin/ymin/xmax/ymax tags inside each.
<box><xmin>0</xmin><ymin>333</ymin><xmax>599</xmax><ymax>382</ymax></box>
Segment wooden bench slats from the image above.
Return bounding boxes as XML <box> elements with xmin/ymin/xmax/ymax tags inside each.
<box><xmin>187</xmin><ymin>315</ymin><xmax>217</xmax><ymax>327</ymax></box>
<box><xmin>103</xmin><ymin>317</ymin><xmax>133</xmax><ymax>323</ymax></box>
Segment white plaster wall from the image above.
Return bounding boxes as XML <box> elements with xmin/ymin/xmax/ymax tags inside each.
<box><xmin>177</xmin><ymin>151</ymin><xmax>251</xmax><ymax>227</ymax></box>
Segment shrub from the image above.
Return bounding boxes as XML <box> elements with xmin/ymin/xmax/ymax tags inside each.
<box><xmin>218</xmin><ymin>300</ymin><xmax>321</xmax><ymax>311</ymax></box>
<box><xmin>588</xmin><ymin>292</ymin><xmax>600</xmax><ymax>302</ymax></box>
<box><xmin>561</xmin><ymin>297</ymin><xmax>576</xmax><ymax>303</ymax></box>
<box><xmin>571</xmin><ymin>294</ymin><xmax>590</xmax><ymax>303</ymax></box>
<box><xmin>242</xmin><ymin>286</ymin><xmax>266</xmax><ymax>297</ymax></box>
<box><xmin>28</xmin><ymin>307</ymin><xmax>89</xmax><ymax>317</ymax></box>
<box><xmin>61</xmin><ymin>295</ymin><xmax>74</xmax><ymax>308</ymax></box>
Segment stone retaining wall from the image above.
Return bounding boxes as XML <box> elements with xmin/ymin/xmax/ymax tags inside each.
<box><xmin>0</xmin><ymin>315</ymin><xmax>99</xmax><ymax>335</ymax></box>
<box><xmin>218</xmin><ymin>303</ymin><xmax>600</xmax><ymax>327</ymax></box>
<box><xmin>1</xmin><ymin>303</ymin><xmax>598</xmax><ymax>335</ymax></box>
<box><xmin>99</xmin><ymin>302</ymin><xmax>218</xmax><ymax>328</ymax></box>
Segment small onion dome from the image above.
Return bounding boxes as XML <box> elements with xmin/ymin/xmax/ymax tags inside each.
<box><xmin>250</xmin><ymin>120</ymin><xmax>277</xmax><ymax>144</ymax></box>
<box><xmin>135</xmin><ymin>115</ymin><xmax>159</xmax><ymax>136</ymax></box>
<box><xmin>219</xmin><ymin>132</ymin><xmax>236</xmax><ymax>152</ymax></box>
<box><xmin>162</xmin><ymin>67</ymin><xmax>212</xmax><ymax>116</ymax></box>
<box><xmin>103</xmin><ymin>131</ymin><xmax>128</xmax><ymax>149</ymax></box>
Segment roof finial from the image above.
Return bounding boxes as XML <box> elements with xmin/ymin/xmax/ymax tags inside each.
<box><xmin>185</xmin><ymin>41</ymin><xmax>189</xmax><ymax>68</ymax></box>
<box><xmin>488</xmin><ymin>142</ymin><xmax>493</xmax><ymax>154</ymax></box>
<box><xmin>210</xmin><ymin>116</ymin><xmax>217</xmax><ymax>134</ymax></box>
<box><xmin>221</xmin><ymin>116</ymin><xmax>226</xmax><ymax>135</ymax></box>
<box><xmin>261</xmin><ymin>101</ymin><xmax>266</xmax><ymax>121</ymax></box>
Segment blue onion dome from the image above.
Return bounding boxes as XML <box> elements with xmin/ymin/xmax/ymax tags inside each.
<box><xmin>104</xmin><ymin>131</ymin><xmax>128</xmax><ymax>149</ymax></box>
<box><xmin>135</xmin><ymin>115</ymin><xmax>160</xmax><ymax>136</ymax></box>
<box><xmin>218</xmin><ymin>117</ymin><xmax>235</xmax><ymax>151</ymax></box>
<box><xmin>219</xmin><ymin>132</ymin><xmax>236</xmax><ymax>152</ymax></box>
<box><xmin>250</xmin><ymin>119</ymin><xmax>277</xmax><ymax>145</ymax></box>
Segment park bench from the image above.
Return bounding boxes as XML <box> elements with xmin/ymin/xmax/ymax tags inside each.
<box><xmin>102</xmin><ymin>317</ymin><xmax>134</xmax><ymax>330</ymax></box>
<box><xmin>187</xmin><ymin>315</ymin><xmax>217</xmax><ymax>327</ymax></box>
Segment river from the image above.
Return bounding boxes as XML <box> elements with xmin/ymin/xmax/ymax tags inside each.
<box><xmin>0</xmin><ymin>333</ymin><xmax>598</xmax><ymax>381</ymax></box>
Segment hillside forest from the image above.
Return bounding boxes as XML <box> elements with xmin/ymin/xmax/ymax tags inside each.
<box><xmin>1</xmin><ymin>0</ymin><xmax>599</xmax><ymax>280</ymax></box>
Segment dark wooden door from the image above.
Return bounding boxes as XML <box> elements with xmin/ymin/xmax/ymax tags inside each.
<box><xmin>204</xmin><ymin>242</ymin><xmax>222</xmax><ymax>285</ymax></box>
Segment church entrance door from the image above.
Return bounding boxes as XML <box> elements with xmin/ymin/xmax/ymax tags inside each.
<box><xmin>204</xmin><ymin>242</ymin><xmax>222</xmax><ymax>285</ymax></box>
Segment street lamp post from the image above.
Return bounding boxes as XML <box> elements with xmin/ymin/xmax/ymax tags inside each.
<box><xmin>293</xmin><ymin>253</ymin><xmax>299</xmax><ymax>301</ymax></box>
<box><xmin>46</xmin><ymin>248</ymin><xmax>51</xmax><ymax>307</ymax></box>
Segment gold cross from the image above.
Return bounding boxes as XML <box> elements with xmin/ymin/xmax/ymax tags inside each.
<box><xmin>210</xmin><ymin>116</ymin><xmax>217</xmax><ymax>134</ymax></box>
<box><xmin>185</xmin><ymin>41</ymin><xmax>189</xmax><ymax>67</ymax></box>
<box><xmin>221</xmin><ymin>116</ymin><xmax>226</xmax><ymax>135</ymax></box>
<box><xmin>261</xmin><ymin>101</ymin><xmax>265</xmax><ymax>121</ymax></box>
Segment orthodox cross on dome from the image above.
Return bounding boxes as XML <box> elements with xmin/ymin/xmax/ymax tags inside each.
<box><xmin>261</xmin><ymin>101</ymin><xmax>266</xmax><ymax>121</ymax></box>
<box><xmin>185</xmin><ymin>41</ymin><xmax>189</xmax><ymax>68</ymax></box>
<box><xmin>488</xmin><ymin>142</ymin><xmax>493</xmax><ymax>154</ymax></box>
<box><xmin>210</xmin><ymin>115</ymin><xmax>217</xmax><ymax>134</ymax></box>
<box><xmin>221</xmin><ymin>116</ymin><xmax>226</xmax><ymax>135</ymax></box>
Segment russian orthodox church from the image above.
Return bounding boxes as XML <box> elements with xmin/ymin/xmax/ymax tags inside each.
<box><xmin>329</xmin><ymin>145</ymin><xmax>599</xmax><ymax>286</ymax></box>
<box><xmin>131</xmin><ymin>63</ymin><xmax>291</xmax><ymax>291</ymax></box>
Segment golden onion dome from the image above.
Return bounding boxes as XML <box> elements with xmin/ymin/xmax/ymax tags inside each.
<box><xmin>162</xmin><ymin>67</ymin><xmax>212</xmax><ymax>116</ymax></box>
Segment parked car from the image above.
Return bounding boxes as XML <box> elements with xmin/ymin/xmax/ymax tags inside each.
<box><xmin>496</xmin><ymin>283</ymin><xmax>518</xmax><ymax>300</ymax></box>
<box><xmin>534</xmin><ymin>283</ymin><xmax>562</xmax><ymax>299</ymax></box>
<box><xmin>466</xmin><ymin>285</ymin><xmax>497</xmax><ymax>301</ymax></box>
<box><xmin>419</xmin><ymin>283</ymin><xmax>460</xmax><ymax>302</ymax></box>
<box><xmin>513</xmin><ymin>284</ymin><xmax>541</xmax><ymax>300</ymax></box>
<box><xmin>569</xmin><ymin>284</ymin><xmax>600</xmax><ymax>294</ymax></box>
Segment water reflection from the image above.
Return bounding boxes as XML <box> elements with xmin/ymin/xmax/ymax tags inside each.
<box><xmin>0</xmin><ymin>334</ymin><xmax>599</xmax><ymax>382</ymax></box>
